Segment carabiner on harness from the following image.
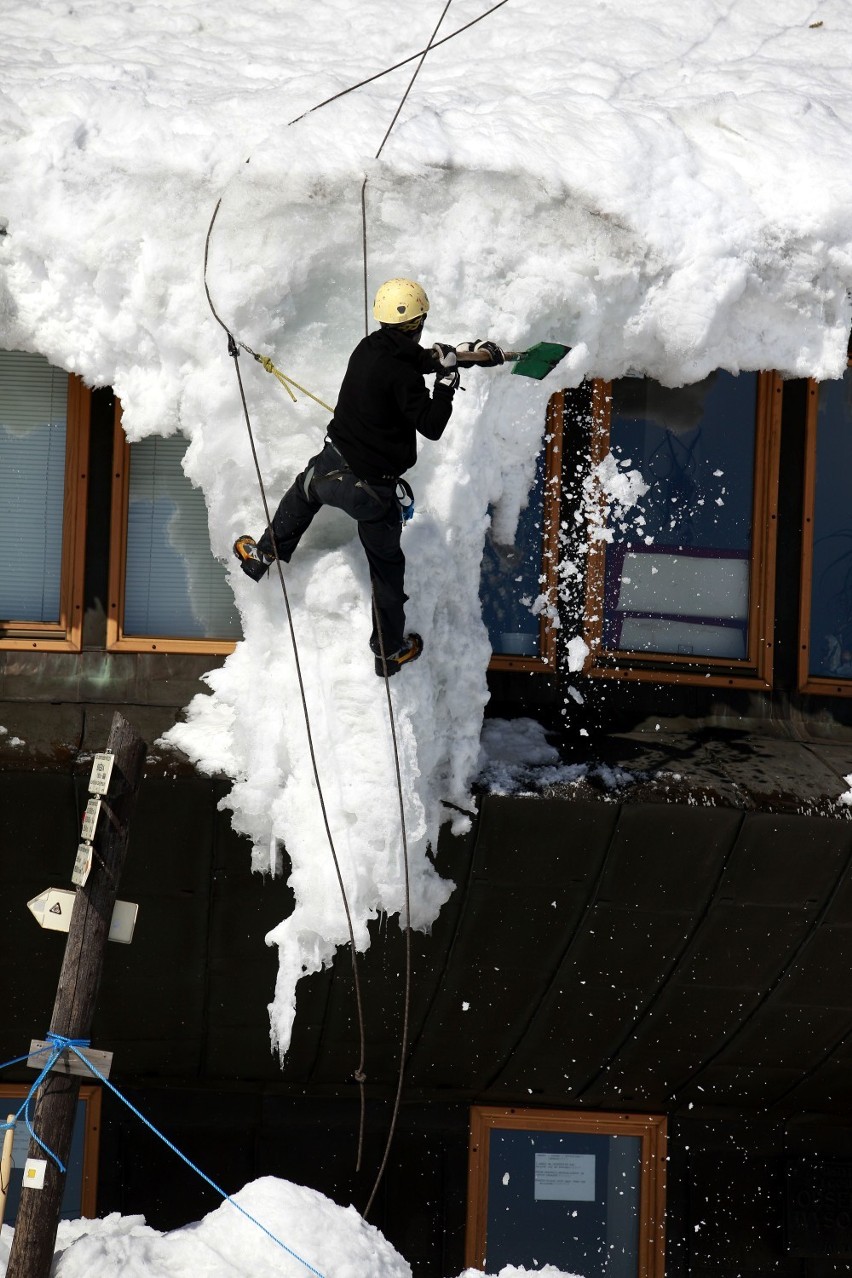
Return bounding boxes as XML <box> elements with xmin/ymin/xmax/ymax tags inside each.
<box><xmin>396</xmin><ymin>479</ymin><xmax>415</xmax><ymax>523</ymax></box>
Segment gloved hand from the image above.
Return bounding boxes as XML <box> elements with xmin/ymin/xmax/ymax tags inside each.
<box><xmin>431</xmin><ymin>342</ymin><xmax>458</xmax><ymax>370</ymax></box>
<box><xmin>435</xmin><ymin>366</ymin><xmax>460</xmax><ymax>393</ymax></box>
<box><xmin>456</xmin><ymin>339</ymin><xmax>505</xmax><ymax>366</ymax></box>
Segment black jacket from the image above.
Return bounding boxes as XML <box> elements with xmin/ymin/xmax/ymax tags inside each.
<box><xmin>328</xmin><ymin>327</ymin><xmax>454</xmax><ymax>481</ymax></box>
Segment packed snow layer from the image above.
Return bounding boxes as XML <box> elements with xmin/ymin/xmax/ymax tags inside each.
<box><xmin>0</xmin><ymin>1179</ymin><xmax>583</xmax><ymax>1278</ymax></box>
<box><xmin>2</xmin><ymin>0</ymin><xmax>852</xmax><ymax>1050</ymax></box>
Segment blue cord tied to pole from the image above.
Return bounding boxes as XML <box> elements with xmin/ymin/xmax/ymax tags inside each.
<box><xmin>0</xmin><ymin>1034</ymin><xmax>91</xmax><ymax>1174</ymax></box>
<box><xmin>0</xmin><ymin>1034</ymin><xmax>325</xmax><ymax>1278</ymax></box>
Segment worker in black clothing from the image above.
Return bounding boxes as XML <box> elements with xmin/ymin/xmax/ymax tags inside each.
<box><xmin>234</xmin><ymin>278</ymin><xmax>503</xmax><ymax>677</ymax></box>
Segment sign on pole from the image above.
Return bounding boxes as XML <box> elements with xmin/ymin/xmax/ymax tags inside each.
<box><xmin>27</xmin><ymin>890</ymin><xmax>139</xmax><ymax>944</ymax></box>
<box><xmin>80</xmin><ymin>798</ymin><xmax>101</xmax><ymax>842</ymax></box>
<box><xmin>87</xmin><ymin>752</ymin><xmax>114</xmax><ymax>796</ymax></box>
<box><xmin>71</xmin><ymin>844</ymin><xmax>93</xmax><ymax>888</ymax></box>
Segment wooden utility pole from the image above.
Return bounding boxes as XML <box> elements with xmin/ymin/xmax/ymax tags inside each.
<box><xmin>7</xmin><ymin>712</ymin><xmax>146</xmax><ymax>1278</ymax></box>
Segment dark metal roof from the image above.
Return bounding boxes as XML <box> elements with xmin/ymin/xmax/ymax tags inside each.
<box><xmin>4</xmin><ymin>765</ymin><xmax>852</xmax><ymax>1121</ymax></box>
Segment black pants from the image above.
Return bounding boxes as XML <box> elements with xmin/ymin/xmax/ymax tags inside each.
<box><xmin>257</xmin><ymin>441</ymin><xmax>407</xmax><ymax>655</ymax></box>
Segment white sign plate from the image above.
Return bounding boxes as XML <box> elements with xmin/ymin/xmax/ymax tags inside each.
<box><xmin>81</xmin><ymin>797</ymin><xmax>101</xmax><ymax>842</ymax></box>
<box><xmin>23</xmin><ymin>1158</ymin><xmax>46</xmax><ymax>1190</ymax></box>
<box><xmin>88</xmin><ymin>752</ymin><xmax>114</xmax><ymax>796</ymax></box>
<box><xmin>27</xmin><ymin>889</ymin><xmax>138</xmax><ymax>944</ymax></box>
<box><xmin>72</xmin><ymin>842</ymin><xmax>93</xmax><ymax>887</ymax></box>
<box><xmin>534</xmin><ymin>1153</ymin><xmax>596</xmax><ymax>1202</ymax></box>
<box><xmin>108</xmin><ymin>899</ymin><xmax>138</xmax><ymax>945</ymax></box>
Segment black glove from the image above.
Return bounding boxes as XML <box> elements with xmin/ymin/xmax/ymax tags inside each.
<box><xmin>431</xmin><ymin>342</ymin><xmax>458</xmax><ymax>370</ymax></box>
<box><xmin>435</xmin><ymin>366</ymin><xmax>460</xmax><ymax>394</ymax></box>
<box><xmin>457</xmin><ymin>339</ymin><xmax>505</xmax><ymax>367</ymax></box>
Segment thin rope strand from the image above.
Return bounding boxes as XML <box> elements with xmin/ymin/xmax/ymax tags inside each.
<box><xmin>360</xmin><ymin>0</ymin><xmax>454</xmax><ymax>1218</ymax></box>
<box><xmin>287</xmin><ymin>1</ymin><xmax>510</xmax><ymax>127</ymax></box>
<box><xmin>204</xmin><ymin>253</ymin><xmax>370</xmax><ymax>1166</ymax></box>
<box><xmin>374</xmin><ymin>0</ymin><xmax>453</xmax><ymax>160</ymax></box>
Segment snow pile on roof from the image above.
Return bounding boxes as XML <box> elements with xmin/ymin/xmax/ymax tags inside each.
<box><xmin>478</xmin><ymin>716</ymin><xmax>586</xmax><ymax>792</ymax></box>
<box><xmin>2</xmin><ymin>0</ymin><xmax>852</xmax><ymax>1051</ymax></box>
<box><xmin>477</xmin><ymin>717</ymin><xmax>634</xmax><ymax>794</ymax></box>
<box><xmin>0</xmin><ymin>1178</ymin><xmax>583</xmax><ymax>1278</ymax></box>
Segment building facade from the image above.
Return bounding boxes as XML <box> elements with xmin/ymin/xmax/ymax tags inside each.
<box><xmin>2</xmin><ymin>348</ymin><xmax>852</xmax><ymax>1276</ymax></box>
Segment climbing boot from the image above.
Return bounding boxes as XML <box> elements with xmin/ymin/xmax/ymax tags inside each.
<box><xmin>374</xmin><ymin>633</ymin><xmax>423</xmax><ymax>678</ymax></box>
<box><xmin>233</xmin><ymin>535</ymin><xmax>273</xmax><ymax>581</ymax></box>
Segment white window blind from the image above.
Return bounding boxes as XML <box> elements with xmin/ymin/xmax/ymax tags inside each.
<box><xmin>124</xmin><ymin>435</ymin><xmax>241</xmax><ymax>640</ymax></box>
<box><xmin>0</xmin><ymin>351</ymin><xmax>68</xmax><ymax>624</ymax></box>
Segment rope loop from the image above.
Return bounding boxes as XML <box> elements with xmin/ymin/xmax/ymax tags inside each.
<box><xmin>45</xmin><ymin>1032</ymin><xmax>91</xmax><ymax>1051</ymax></box>
<box><xmin>0</xmin><ymin>1036</ymin><xmax>93</xmax><ymax>1172</ymax></box>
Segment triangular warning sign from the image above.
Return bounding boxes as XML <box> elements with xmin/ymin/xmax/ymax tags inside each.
<box><xmin>49</xmin><ymin>902</ymin><xmax>62</xmax><ymax>915</ymax></box>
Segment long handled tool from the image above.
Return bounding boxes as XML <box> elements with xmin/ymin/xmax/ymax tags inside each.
<box><xmin>456</xmin><ymin>341</ymin><xmax>571</xmax><ymax>381</ymax></box>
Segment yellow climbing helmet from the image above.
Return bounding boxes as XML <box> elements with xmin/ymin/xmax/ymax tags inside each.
<box><xmin>372</xmin><ymin>278</ymin><xmax>430</xmax><ymax>328</ymax></box>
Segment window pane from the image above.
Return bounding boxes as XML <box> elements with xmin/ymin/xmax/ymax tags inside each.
<box><xmin>604</xmin><ymin>372</ymin><xmax>757</xmax><ymax>659</ymax></box>
<box><xmin>0</xmin><ymin>351</ymin><xmax>68</xmax><ymax>623</ymax></box>
<box><xmin>6</xmin><ymin>1097</ymin><xmax>88</xmax><ymax>1220</ymax></box>
<box><xmin>486</xmin><ymin>1127</ymin><xmax>641</xmax><ymax>1276</ymax></box>
<box><xmin>124</xmin><ymin>436</ymin><xmax>241</xmax><ymax>640</ymax></box>
<box><xmin>481</xmin><ymin>444</ymin><xmax>547</xmax><ymax>657</ymax></box>
<box><xmin>808</xmin><ymin>370</ymin><xmax>852</xmax><ymax>680</ymax></box>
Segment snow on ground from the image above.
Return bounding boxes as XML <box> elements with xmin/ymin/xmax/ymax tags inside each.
<box><xmin>2</xmin><ymin>0</ymin><xmax>852</xmax><ymax>1050</ymax></box>
<box><xmin>0</xmin><ymin>1178</ymin><xmax>583</xmax><ymax>1278</ymax></box>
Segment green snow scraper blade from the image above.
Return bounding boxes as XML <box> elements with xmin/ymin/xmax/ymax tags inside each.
<box><xmin>510</xmin><ymin>342</ymin><xmax>571</xmax><ymax>380</ymax></box>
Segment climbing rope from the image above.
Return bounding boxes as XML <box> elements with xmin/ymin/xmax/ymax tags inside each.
<box><xmin>360</xmin><ymin>0</ymin><xmax>454</xmax><ymax>1221</ymax></box>
<box><xmin>203</xmin><ymin>0</ymin><xmax>507</xmax><ymax>1211</ymax></box>
<box><xmin>204</xmin><ymin>218</ymin><xmax>369</xmax><ymax>1170</ymax></box>
<box><xmin>287</xmin><ymin>0</ymin><xmax>509</xmax><ymax>127</ymax></box>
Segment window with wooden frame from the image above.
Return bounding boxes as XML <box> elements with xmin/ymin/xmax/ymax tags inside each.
<box><xmin>466</xmin><ymin>1106</ymin><xmax>666</xmax><ymax>1277</ymax></box>
<box><xmin>0</xmin><ymin>351</ymin><xmax>89</xmax><ymax>651</ymax></box>
<box><xmin>107</xmin><ymin>403</ymin><xmax>241</xmax><ymax>653</ymax></box>
<box><xmin>0</xmin><ymin>1083</ymin><xmax>100</xmax><ymax>1220</ymax></box>
<box><xmin>799</xmin><ymin>365</ymin><xmax>852</xmax><ymax>696</ymax></box>
<box><xmin>581</xmin><ymin>371</ymin><xmax>782</xmax><ymax>688</ymax></box>
<box><xmin>480</xmin><ymin>391</ymin><xmax>564</xmax><ymax>672</ymax></box>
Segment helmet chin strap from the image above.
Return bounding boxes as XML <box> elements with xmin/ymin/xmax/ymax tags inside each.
<box><xmin>380</xmin><ymin>314</ymin><xmax>426</xmax><ymax>341</ymax></box>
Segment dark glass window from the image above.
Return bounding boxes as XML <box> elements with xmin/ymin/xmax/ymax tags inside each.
<box><xmin>602</xmin><ymin>372</ymin><xmax>758</xmax><ymax>660</ymax></box>
<box><xmin>480</xmin><ymin>442</ymin><xmax>548</xmax><ymax>659</ymax></box>
<box><xmin>486</xmin><ymin>1127</ymin><xmax>642</xmax><ymax>1276</ymax></box>
<box><xmin>123</xmin><ymin>435</ymin><xmax>241</xmax><ymax>641</ymax></box>
<box><xmin>0</xmin><ymin>352</ymin><xmax>68</xmax><ymax>623</ymax></box>
<box><xmin>806</xmin><ymin>370</ymin><xmax>852</xmax><ymax>681</ymax></box>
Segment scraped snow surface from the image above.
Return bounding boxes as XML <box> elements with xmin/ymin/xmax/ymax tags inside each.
<box><xmin>2</xmin><ymin>0</ymin><xmax>852</xmax><ymax>1052</ymax></box>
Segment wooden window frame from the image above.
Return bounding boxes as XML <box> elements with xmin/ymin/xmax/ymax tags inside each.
<box><xmin>488</xmin><ymin>391</ymin><xmax>564</xmax><ymax>673</ymax></box>
<box><xmin>581</xmin><ymin>372</ymin><xmax>782</xmax><ymax>689</ymax></box>
<box><xmin>0</xmin><ymin>1082</ymin><xmax>101</xmax><ymax>1217</ymax></box>
<box><xmin>0</xmin><ymin>375</ymin><xmax>90</xmax><ymax>652</ymax></box>
<box><xmin>798</xmin><ymin>367</ymin><xmax>852</xmax><ymax>697</ymax></box>
<box><xmin>106</xmin><ymin>401</ymin><xmax>238</xmax><ymax>655</ymax></box>
<box><xmin>466</xmin><ymin>1105</ymin><xmax>667</xmax><ymax>1277</ymax></box>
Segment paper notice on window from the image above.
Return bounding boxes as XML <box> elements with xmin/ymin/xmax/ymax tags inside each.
<box><xmin>534</xmin><ymin>1152</ymin><xmax>596</xmax><ymax>1201</ymax></box>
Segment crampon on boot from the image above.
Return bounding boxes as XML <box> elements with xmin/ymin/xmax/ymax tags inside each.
<box><xmin>233</xmin><ymin>535</ymin><xmax>273</xmax><ymax>581</ymax></box>
<box><xmin>374</xmin><ymin>632</ymin><xmax>423</xmax><ymax>678</ymax></box>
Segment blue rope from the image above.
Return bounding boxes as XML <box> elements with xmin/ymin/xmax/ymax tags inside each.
<box><xmin>0</xmin><ymin>1038</ymin><xmax>85</xmax><ymax>1173</ymax></box>
<box><xmin>34</xmin><ymin>1035</ymin><xmax>325</xmax><ymax>1278</ymax></box>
